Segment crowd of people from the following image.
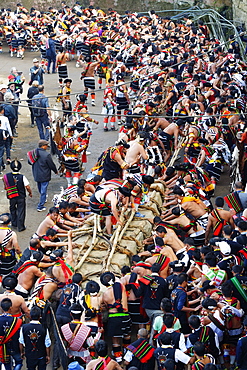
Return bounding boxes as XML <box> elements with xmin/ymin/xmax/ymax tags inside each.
<box><xmin>1</xmin><ymin>2</ymin><xmax>247</xmax><ymax>370</ymax></box>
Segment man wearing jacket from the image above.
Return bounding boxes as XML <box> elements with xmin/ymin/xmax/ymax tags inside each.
<box><xmin>46</xmin><ymin>33</ymin><xmax>57</xmax><ymax>74</ymax></box>
<box><xmin>32</xmin><ymin>85</ymin><xmax>52</xmax><ymax>141</ymax></box>
<box><xmin>32</xmin><ymin>140</ymin><xmax>57</xmax><ymax>212</ymax></box>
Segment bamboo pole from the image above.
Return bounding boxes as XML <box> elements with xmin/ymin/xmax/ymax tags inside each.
<box><xmin>169</xmin><ymin>137</ymin><xmax>185</xmax><ymax>167</ymax></box>
<box><xmin>118</xmin><ymin>209</ymin><xmax>135</xmax><ymax>242</ymax></box>
<box><xmin>75</xmin><ymin>214</ymin><xmax>97</xmax><ymax>270</ymax></box>
<box><xmin>106</xmin><ymin>209</ymin><xmax>125</xmax><ymax>270</ymax></box>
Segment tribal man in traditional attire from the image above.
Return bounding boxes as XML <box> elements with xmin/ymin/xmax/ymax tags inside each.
<box><xmin>58</xmin><ymin>125</ymin><xmax>84</xmax><ymax>187</ymax></box>
<box><xmin>0</xmin><ymin>213</ymin><xmax>21</xmax><ymax>278</ymax></box>
<box><xmin>61</xmin><ymin>303</ymin><xmax>99</xmax><ymax>366</ymax></box>
<box><xmin>101</xmin><ymin>271</ymin><xmax>131</xmax><ymax>363</ymax></box>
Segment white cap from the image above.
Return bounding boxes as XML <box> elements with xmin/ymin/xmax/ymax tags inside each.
<box><xmin>0</xmin><ymin>84</ymin><xmax>8</xmax><ymax>90</ymax></box>
<box><xmin>218</xmin><ymin>241</ymin><xmax>231</xmax><ymax>256</ymax></box>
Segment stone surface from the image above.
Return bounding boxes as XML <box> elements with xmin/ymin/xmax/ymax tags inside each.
<box><xmin>232</xmin><ymin>0</ymin><xmax>247</xmax><ymax>28</ymax></box>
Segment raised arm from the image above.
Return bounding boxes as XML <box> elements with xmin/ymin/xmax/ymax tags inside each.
<box><xmin>66</xmin><ymin>229</ymin><xmax>74</xmax><ymax>268</ymax></box>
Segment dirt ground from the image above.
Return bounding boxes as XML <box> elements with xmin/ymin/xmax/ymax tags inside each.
<box><xmin>0</xmin><ymin>45</ymin><xmax>118</xmax><ymax>250</ymax></box>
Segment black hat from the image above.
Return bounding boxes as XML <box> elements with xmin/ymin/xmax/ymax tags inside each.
<box><xmin>116</xmin><ymin>73</ymin><xmax>124</xmax><ymax>80</ymax></box>
<box><xmin>8</xmin><ymin>81</ymin><xmax>18</xmax><ymax>86</ymax></box>
<box><xmin>176</xmin><ymin>119</ymin><xmax>186</xmax><ymax>127</ymax></box>
<box><xmin>126</xmin><ymin>178</ymin><xmax>137</xmax><ymax>187</ymax></box>
<box><xmin>85</xmin><ymin>280</ymin><xmax>100</xmax><ymax>295</ymax></box>
<box><xmin>30</xmin><ymin>251</ymin><xmax>43</xmax><ymax>262</ymax></box>
<box><xmin>70</xmin><ymin>303</ymin><xmax>84</xmax><ymax>314</ymax></box>
<box><xmin>50</xmin><ymin>249</ymin><xmax>63</xmax><ymax>261</ymax></box>
<box><xmin>147</xmin><ymin>244</ymin><xmax>156</xmax><ymax>253</ymax></box>
<box><xmin>100</xmin><ymin>271</ymin><xmax>115</xmax><ymax>286</ymax></box>
<box><xmin>139</xmin><ymin>131</ymin><xmax>149</xmax><ymax>140</ymax></box>
<box><xmin>142</xmin><ymin>175</ymin><xmax>154</xmax><ymax>185</ymax></box>
<box><xmin>119</xmin><ymin>187</ymin><xmax>132</xmax><ymax>197</ymax></box>
<box><xmin>2</xmin><ymin>274</ymin><xmax>18</xmax><ymax>290</ymax></box>
<box><xmin>124</xmin><ymin>123</ymin><xmax>134</xmax><ymax>129</ymax></box>
<box><xmin>155</xmin><ymin>237</ymin><xmax>164</xmax><ymax>247</ymax></box>
<box><xmin>78</xmin><ymin>94</ymin><xmax>87</xmax><ymax>102</ymax></box>
<box><xmin>173</xmin><ymin>186</ymin><xmax>185</xmax><ymax>196</ymax></box>
<box><xmin>116</xmin><ymin>139</ymin><xmax>130</xmax><ymax>149</ymax></box>
<box><xmin>200</xmin><ymin>280</ymin><xmax>216</xmax><ymax>292</ymax></box>
<box><xmin>10</xmin><ymin>159</ymin><xmax>22</xmax><ymax>172</ymax></box>
<box><xmin>165</xmin><ymin>166</ymin><xmax>176</xmax><ymax>177</ymax></box>
<box><xmin>169</xmin><ymin>260</ymin><xmax>185</xmax><ymax>272</ymax></box>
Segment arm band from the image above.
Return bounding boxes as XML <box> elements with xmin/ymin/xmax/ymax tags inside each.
<box><xmin>121</xmin><ymin>161</ymin><xmax>128</xmax><ymax>169</ymax></box>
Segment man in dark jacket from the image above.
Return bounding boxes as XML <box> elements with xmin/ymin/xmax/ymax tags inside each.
<box><xmin>32</xmin><ymin>140</ymin><xmax>57</xmax><ymax>212</ymax></box>
<box><xmin>32</xmin><ymin>85</ymin><xmax>52</xmax><ymax>141</ymax></box>
<box><xmin>27</xmin><ymin>80</ymin><xmax>39</xmax><ymax>128</ymax></box>
<box><xmin>19</xmin><ymin>306</ymin><xmax>51</xmax><ymax>370</ymax></box>
<box><xmin>46</xmin><ymin>33</ymin><xmax>57</xmax><ymax>74</ymax></box>
<box><xmin>130</xmin><ymin>263</ymin><xmax>168</xmax><ymax>323</ymax></box>
<box><xmin>3</xmin><ymin>92</ymin><xmax>17</xmax><ymax>137</ymax></box>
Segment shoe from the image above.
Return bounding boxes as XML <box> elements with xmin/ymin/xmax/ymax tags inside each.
<box><xmin>37</xmin><ymin>207</ymin><xmax>46</xmax><ymax>212</ymax></box>
<box><xmin>91</xmin><ymin>100</ymin><xmax>95</xmax><ymax>106</ymax></box>
<box><xmin>111</xmin><ymin>126</ymin><xmax>117</xmax><ymax>131</ymax></box>
<box><xmin>99</xmin><ymin>85</ymin><xmax>102</xmax><ymax>89</ymax></box>
<box><xmin>2</xmin><ymin>164</ymin><xmax>6</xmax><ymax>170</ymax></box>
<box><xmin>104</xmin><ymin>127</ymin><xmax>108</xmax><ymax>132</ymax></box>
<box><xmin>13</xmin><ymin>132</ymin><xmax>18</xmax><ymax>137</ymax></box>
<box><xmin>135</xmin><ymin>211</ymin><xmax>145</xmax><ymax>218</ymax></box>
<box><xmin>81</xmin><ymin>166</ymin><xmax>85</xmax><ymax>172</ymax></box>
<box><xmin>53</xmin><ymin>365</ymin><xmax>61</xmax><ymax>369</ymax></box>
<box><xmin>18</xmin><ymin>227</ymin><xmax>26</xmax><ymax>232</ymax></box>
<box><xmin>31</xmin><ymin>124</ymin><xmax>34</xmax><ymax>128</ymax></box>
<box><xmin>86</xmin><ymin>151</ymin><xmax>91</xmax><ymax>155</ymax></box>
<box><xmin>6</xmin><ymin>159</ymin><xmax>11</xmax><ymax>165</ymax></box>
<box><xmin>45</xmin><ymin>194</ymin><xmax>48</xmax><ymax>203</ymax></box>
<box><xmin>47</xmin><ymin>71</ymin><xmax>50</xmax><ymax>74</ymax></box>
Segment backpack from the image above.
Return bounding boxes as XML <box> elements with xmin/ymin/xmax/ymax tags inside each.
<box><xmin>27</xmin><ymin>148</ymin><xmax>39</xmax><ymax>165</ymax></box>
<box><xmin>32</xmin><ymin>94</ymin><xmax>45</xmax><ymax>117</ymax></box>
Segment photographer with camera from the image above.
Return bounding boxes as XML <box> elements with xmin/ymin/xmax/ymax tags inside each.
<box><xmin>30</xmin><ymin>58</ymin><xmax>45</xmax><ymax>85</ymax></box>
